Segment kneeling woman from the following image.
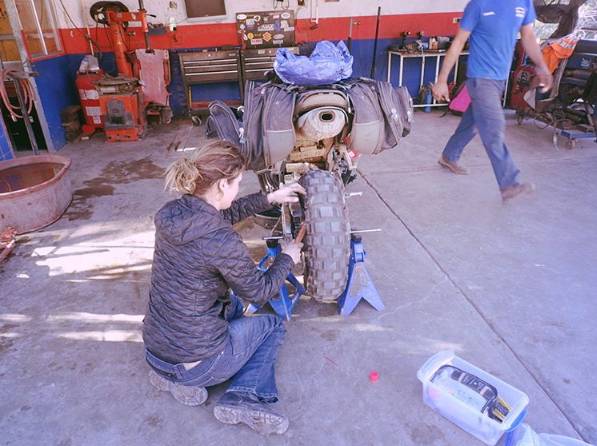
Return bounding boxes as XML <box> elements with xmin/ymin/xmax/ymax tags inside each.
<box><xmin>142</xmin><ymin>140</ymin><xmax>304</xmax><ymax>435</ymax></box>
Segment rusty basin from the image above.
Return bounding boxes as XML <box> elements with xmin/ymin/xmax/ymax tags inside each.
<box><xmin>0</xmin><ymin>154</ymin><xmax>72</xmax><ymax>234</ymax></box>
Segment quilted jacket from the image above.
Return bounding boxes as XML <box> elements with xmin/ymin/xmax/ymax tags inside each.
<box><xmin>143</xmin><ymin>193</ymin><xmax>293</xmax><ymax>364</ymax></box>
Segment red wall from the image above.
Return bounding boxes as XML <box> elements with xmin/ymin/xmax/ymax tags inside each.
<box><xmin>59</xmin><ymin>12</ymin><xmax>462</xmax><ymax>54</ymax></box>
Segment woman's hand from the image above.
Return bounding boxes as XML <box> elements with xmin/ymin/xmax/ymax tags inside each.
<box><xmin>280</xmin><ymin>239</ymin><xmax>303</xmax><ymax>264</ymax></box>
<box><xmin>267</xmin><ymin>183</ymin><xmax>306</xmax><ymax>204</ymax></box>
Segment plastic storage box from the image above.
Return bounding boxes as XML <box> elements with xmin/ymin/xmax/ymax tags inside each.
<box><xmin>417</xmin><ymin>351</ymin><xmax>529</xmax><ymax>446</ymax></box>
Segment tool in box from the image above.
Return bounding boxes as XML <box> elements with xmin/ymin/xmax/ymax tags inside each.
<box><xmin>432</xmin><ymin>365</ymin><xmax>511</xmax><ymax>423</ymax></box>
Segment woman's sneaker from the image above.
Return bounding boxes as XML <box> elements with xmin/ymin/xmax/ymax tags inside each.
<box><xmin>148</xmin><ymin>370</ymin><xmax>208</xmax><ymax>406</ymax></box>
<box><xmin>213</xmin><ymin>391</ymin><xmax>289</xmax><ymax>435</ymax></box>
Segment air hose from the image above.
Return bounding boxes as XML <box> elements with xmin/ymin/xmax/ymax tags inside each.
<box><xmin>0</xmin><ymin>69</ymin><xmax>35</xmax><ymax>121</ymax></box>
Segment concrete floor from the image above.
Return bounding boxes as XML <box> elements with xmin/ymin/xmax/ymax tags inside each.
<box><xmin>1</xmin><ymin>112</ymin><xmax>595</xmax><ymax>446</ymax></box>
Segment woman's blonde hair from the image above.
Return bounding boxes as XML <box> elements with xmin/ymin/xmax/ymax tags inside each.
<box><xmin>165</xmin><ymin>140</ymin><xmax>246</xmax><ymax>195</ymax></box>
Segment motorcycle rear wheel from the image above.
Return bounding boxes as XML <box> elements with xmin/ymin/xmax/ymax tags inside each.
<box><xmin>300</xmin><ymin>170</ymin><xmax>351</xmax><ymax>303</ymax></box>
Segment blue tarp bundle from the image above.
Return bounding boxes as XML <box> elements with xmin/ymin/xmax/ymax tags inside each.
<box><xmin>274</xmin><ymin>40</ymin><xmax>353</xmax><ymax>86</ymax></box>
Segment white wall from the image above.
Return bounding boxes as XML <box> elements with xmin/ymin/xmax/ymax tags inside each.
<box><xmin>53</xmin><ymin>0</ymin><xmax>469</xmax><ymax>28</ymax></box>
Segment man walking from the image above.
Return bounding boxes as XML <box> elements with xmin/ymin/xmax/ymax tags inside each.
<box><xmin>432</xmin><ymin>0</ymin><xmax>553</xmax><ymax>201</ymax></box>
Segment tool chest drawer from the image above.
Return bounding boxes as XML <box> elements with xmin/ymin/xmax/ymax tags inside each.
<box><xmin>240</xmin><ymin>47</ymin><xmax>298</xmax><ymax>81</ymax></box>
<box><xmin>179</xmin><ymin>50</ymin><xmax>241</xmax><ymax>84</ymax></box>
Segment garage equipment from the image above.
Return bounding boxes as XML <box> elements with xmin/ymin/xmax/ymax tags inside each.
<box><xmin>431</xmin><ymin>365</ymin><xmax>511</xmax><ymax>423</ymax></box>
<box><xmin>240</xmin><ymin>47</ymin><xmax>298</xmax><ymax>83</ymax></box>
<box><xmin>337</xmin><ymin>235</ymin><xmax>384</xmax><ymax>317</ymax></box>
<box><xmin>244</xmin><ymin>238</ymin><xmax>305</xmax><ymax>320</ymax></box>
<box><xmin>96</xmin><ymin>77</ymin><xmax>144</xmax><ymax>142</ymax></box>
<box><xmin>511</xmin><ymin>40</ymin><xmax>597</xmax><ymax>149</ymax></box>
<box><xmin>0</xmin><ymin>68</ymin><xmax>39</xmax><ymax>154</ymax></box>
<box><xmin>418</xmin><ymin>351</ymin><xmax>529</xmax><ymax>446</ymax></box>
<box><xmin>510</xmin><ymin>1</ymin><xmax>597</xmax><ymax>149</ymax></box>
<box><xmin>76</xmin><ymin>56</ymin><xmax>105</xmax><ymax>137</ymax></box>
<box><xmin>179</xmin><ymin>49</ymin><xmax>242</xmax><ymax>112</ymax></box>
<box><xmin>255</xmin><ymin>229</ymin><xmax>384</xmax><ymax>318</ymax></box>
<box><xmin>245</xmin><ymin>224</ymin><xmax>307</xmax><ymax>320</ymax></box>
<box><xmin>179</xmin><ymin>46</ymin><xmax>299</xmax><ymax>113</ymax></box>
<box><xmin>82</xmin><ymin>1</ymin><xmax>171</xmax><ymax>141</ymax></box>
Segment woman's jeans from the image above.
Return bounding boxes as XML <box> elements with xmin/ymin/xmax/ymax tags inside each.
<box><xmin>145</xmin><ymin>295</ymin><xmax>286</xmax><ymax>402</ymax></box>
<box><xmin>442</xmin><ymin>78</ymin><xmax>521</xmax><ymax>190</ymax></box>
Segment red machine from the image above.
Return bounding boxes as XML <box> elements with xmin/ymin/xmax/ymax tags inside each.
<box><xmin>509</xmin><ymin>63</ymin><xmax>538</xmax><ymax>115</ymax></box>
<box><xmin>508</xmin><ymin>1</ymin><xmax>597</xmax><ymax>148</ymax></box>
<box><xmin>77</xmin><ymin>1</ymin><xmax>171</xmax><ymax>142</ymax></box>
<box><xmin>96</xmin><ymin>77</ymin><xmax>145</xmax><ymax>142</ymax></box>
<box><xmin>75</xmin><ymin>68</ymin><xmax>105</xmax><ymax>136</ymax></box>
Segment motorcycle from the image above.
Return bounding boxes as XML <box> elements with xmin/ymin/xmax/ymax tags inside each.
<box><xmin>207</xmin><ymin>77</ymin><xmax>413</xmax><ymax>302</ymax></box>
<box><xmin>510</xmin><ymin>0</ymin><xmax>597</xmax><ymax>148</ymax></box>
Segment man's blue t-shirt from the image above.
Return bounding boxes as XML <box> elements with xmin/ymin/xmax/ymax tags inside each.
<box><xmin>461</xmin><ymin>0</ymin><xmax>536</xmax><ymax>80</ymax></box>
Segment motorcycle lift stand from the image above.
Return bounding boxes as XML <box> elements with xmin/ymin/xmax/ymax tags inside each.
<box><xmin>245</xmin><ymin>239</ymin><xmax>305</xmax><ymax>321</ymax></box>
<box><xmin>247</xmin><ymin>234</ymin><xmax>383</xmax><ymax>319</ymax></box>
<box><xmin>338</xmin><ymin>234</ymin><xmax>384</xmax><ymax>316</ymax></box>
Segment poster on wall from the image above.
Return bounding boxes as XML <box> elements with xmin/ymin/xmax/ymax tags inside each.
<box><xmin>236</xmin><ymin>10</ymin><xmax>295</xmax><ymax>49</ymax></box>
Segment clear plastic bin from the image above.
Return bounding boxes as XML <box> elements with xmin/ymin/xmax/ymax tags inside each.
<box><xmin>417</xmin><ymin>351</ymin><xmax>529</xmax><ymax>446</ymax></box>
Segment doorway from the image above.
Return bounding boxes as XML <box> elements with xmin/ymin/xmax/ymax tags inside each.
<box><xmin>0</xmin><ymin>0</ymin><xmax>61</xmax><ymax>155</ymax></box>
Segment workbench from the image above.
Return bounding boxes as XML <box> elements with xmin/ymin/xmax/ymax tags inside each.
<box><xmin>386</xmin><ymin>50</ymin><xmax>508</xmax><ymax>108</ymax></box>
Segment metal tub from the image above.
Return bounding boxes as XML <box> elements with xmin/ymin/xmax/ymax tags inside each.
<box><xmin>0</xmin><ymin>155</ymin><xmax>72</xmax><ymax>234</ymax></box>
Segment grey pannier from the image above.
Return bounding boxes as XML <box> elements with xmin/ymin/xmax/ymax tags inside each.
<box><xmin>347</xmin><ymin>79</ymin><xmax>413</xmax><ymax>155</ymax></box>
<box><xmin>207</xmin><ymin>82</ymin><xmax>296</xmax><ymax>171</ymax></box>
<box><xmin>378</xmin><ymin>80</ymin><xmax>414</xmax><ymax>138</ymax></box>
<box><xmin>243</xmin><ymin>82</ymin><xmax>296</xmax><ymax>171</ymax></box>
<box><xmin>206</xmin><ymin>100</ymin><xmax>241</xmax><ymax>146</ymax></box>
<box><xmin>207</xmin><ymin>78</ymin><xmax>412</xmax><ymax>170</ymax></box>
<box><xmin>262</xmin><ymin>84</ymin><xmax>296</xmax><ymax>168</ymax></box>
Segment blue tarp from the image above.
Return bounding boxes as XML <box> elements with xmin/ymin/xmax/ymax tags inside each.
<box><xmin>274</xmin><ymin>40</ymin><xmax>353</xmax><ymax>86</ymax></box>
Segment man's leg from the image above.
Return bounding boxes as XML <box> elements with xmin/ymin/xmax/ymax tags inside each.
<box><xmin>468</xmin><ymin>79</ymin><xmax>521</xmax><ymax>190</ymax></box>
<box><xmin>441</xmin><ymin>101</ymin><xmax>477</xmax><ymax>164</ymax></box>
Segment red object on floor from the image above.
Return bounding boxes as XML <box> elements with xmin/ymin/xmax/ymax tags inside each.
<box><xmin>369</xmin><ymin>371</ymin><xmax>379</xmax><ymax>383</ymax></box>
<box><xmin>0</xmin><ymin>226</ymin><xmax>17</xmax><ymax>263</ymax></box>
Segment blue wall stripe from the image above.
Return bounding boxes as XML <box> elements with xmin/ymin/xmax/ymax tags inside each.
<box><xmin>0</xmin><ymin>123</ymin><xmax>13</xmax><ymax>161</ymax></box>
<box><xmin>32</xmin><ymin>55</ymin><xmax>80</xmax><ymax>150</ymax></box>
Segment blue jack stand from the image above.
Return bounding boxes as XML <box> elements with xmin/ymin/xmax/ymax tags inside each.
<box><xmin>337</xmin><ymin>235</ymin><xmax>384</xmax><ymax>317</ymax></box>
<box><xmin>245</xmin><ymin>239</ymin><xmax>305</xmax><ymax>320</ymax></box>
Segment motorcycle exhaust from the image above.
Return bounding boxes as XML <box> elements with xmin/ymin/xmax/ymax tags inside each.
<box><xmin>296</xmin><ymin>106</ymin><xmax>347</xmax><ymax>140</ymax></box>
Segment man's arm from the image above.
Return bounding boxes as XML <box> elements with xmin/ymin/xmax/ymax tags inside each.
<box><xmin>520</xmin><ymin>24</ymin><xmax>553</xmax><ymax>92</ymax></box>
<box><xmin>431</xmin><ymin>28</ymin><xmax>471</xmax><ymax>102</ymax></box>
